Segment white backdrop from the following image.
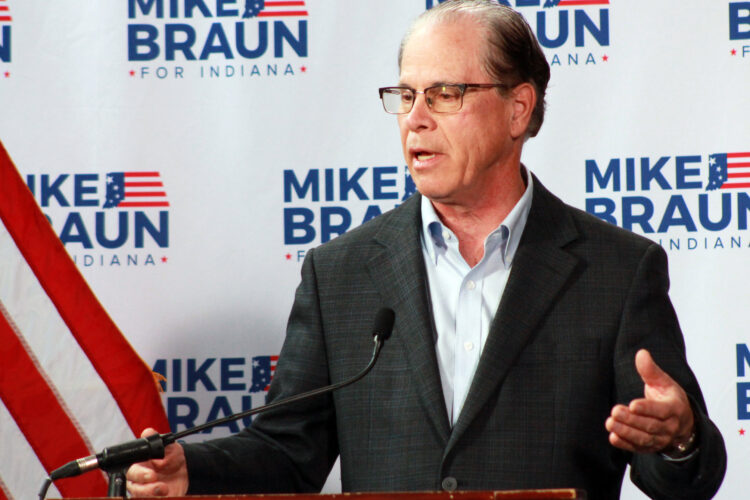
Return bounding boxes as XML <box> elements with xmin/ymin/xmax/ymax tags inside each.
<box><xmin>1</xmin><ymin>1</ymin><xmax>749</xmax><ymax>498</ymax></box>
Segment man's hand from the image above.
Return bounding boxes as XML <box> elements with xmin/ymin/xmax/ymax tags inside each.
<box><xmin>606</xmin><ymin>349</ymin><xmax>695</xmax><ymax>454</ymax></box>
<box><xmin>126</xmin><ymin>428</ymin><xmax>189</xmax><ymax>497</ymax></box>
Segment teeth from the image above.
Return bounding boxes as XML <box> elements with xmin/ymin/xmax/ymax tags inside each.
<box><xmin>416</xmin><ymin>153</ymin><xmax>435</xmax><ymax>161</ymax></box>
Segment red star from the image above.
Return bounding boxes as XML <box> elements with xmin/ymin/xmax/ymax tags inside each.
<box><xmin>285</xmin><ymin>253</ymin><xmax>292</xmax><ymax>260</ymax></box>
<box><xmin>3</xmin><ymin>71</ymin><xmax>9</xmax><ymax>78</ymax></box>
<box><xmin>161</xmin><ymin>256</ymin><xmax>168</xmax><ymax>263</ymax></box>
<box><xmin>740</xmin><ymin>428</ymin><xmax>746</xmax><ymax>436</ymax></box>
<box><xmin>129</xmin><ymin>70</ymin><xmax>136</xmax><ymax>76</ymax></box>
<box><xmin>602</xmin><ymin>54</ymin><xmax>609</xmax><ymax>62</ymax></box>
<box><xmin>300</xmin><ymin>66</ymin><xmax>307</xmax><ymax>73</ymax></box>
<box><xmin>731</xmin><ymin>49</ymin><xmax>737</xmax><ymax>56</ymax></box>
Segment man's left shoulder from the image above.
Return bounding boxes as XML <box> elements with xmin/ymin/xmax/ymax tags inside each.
<box><xmin>531</xmin><ymin>177</ymin><xmax>660</xmax><ymax>260</ymax></box>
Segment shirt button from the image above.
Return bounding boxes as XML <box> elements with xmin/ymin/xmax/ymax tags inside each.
<box><xmin>442</xmin><ymin>230</ymin><xmax>452</xmax><ymax>241</ymax></box>
<box><xmin>466</xmin><ymin>280</ymin><xmax>476</xmax><ymax>290</ymax></box>
<box><xmin>441</xmin><ymin>477</ymin><xmax>458</xmax><ymax>491</ymax></box>
<box><xmin>464</xmin><ymin>341</ymin><xmax>474</xmax><ymax>351</ymax></box>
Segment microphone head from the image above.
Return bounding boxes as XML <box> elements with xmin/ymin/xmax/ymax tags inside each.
<box><xmin>372</xmin><ymin>308</ymin><xmax>395</xmax><ymax>342</ymax></box>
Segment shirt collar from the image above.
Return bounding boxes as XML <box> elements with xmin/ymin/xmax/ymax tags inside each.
<box><xmin>420</xmin><ymin>167</ymin><xmax>534</xmax><ymax>268</ymax></box>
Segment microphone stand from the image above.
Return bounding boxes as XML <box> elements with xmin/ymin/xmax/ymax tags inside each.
<box><xmin>40</xmin><ymin>308</ymin><xmax>394</xmax><ymax>499</ymax></box>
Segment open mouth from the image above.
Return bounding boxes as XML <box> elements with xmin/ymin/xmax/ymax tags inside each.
<box><xmin>415</xmin><ymin>152</ymin><xmax>436</xmax><ymax>161</ymax></box>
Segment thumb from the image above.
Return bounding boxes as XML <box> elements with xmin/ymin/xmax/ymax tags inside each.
<box><xmin>139</xmin><ymin>427</ymin><xmax>159</xmax><ymax>438</ymax></box>
<box><xmin>635</xmin><ymin>349</ymin><xmax>674</xmax><ymax>389</ymax></box>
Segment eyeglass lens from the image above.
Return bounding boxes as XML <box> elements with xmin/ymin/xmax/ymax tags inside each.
<box><xmin>382</xmin><ymin>85</ymin><xmax>464</xmax><ymax>114</ymax></box>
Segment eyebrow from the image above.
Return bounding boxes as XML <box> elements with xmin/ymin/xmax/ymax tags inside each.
<box><xmin>395</xmin><ymin>81</ymin><xmax>455</xmax><ymax>88</ymax></box>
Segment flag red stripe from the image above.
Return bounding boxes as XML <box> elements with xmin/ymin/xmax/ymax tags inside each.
<box><xmin>0</xmin><ymin>308</ymin><xmax>107</xmax><ymax>496</ymax></box>
<box><xmin>0</xmin><ymin>16</ymin><xmax>11</xmax><ymax>21</ymax></box>
<box><xmin>0</xmin><ymin>7</ymin><xmax>9</xmax><ymax>11</ymax></box>
<box><xmin>0</xmin><ymin>475</ymin><xmax>12</xmax><ymax>500</ymax></box>
<box><xmin>258</xmin><ymin>11</ymin><xmax>308</xmax><ymax>17</ymax></box>
<box><xmin>124</xmin><ymin>191</ymin><xmax>167</xmax><ymax>197</ymax></box>
<box><xmin>118</xmin><ymin>201</ymin><xmax>170</xmax><ymax>207</ymax></box>
<box><xmin>265</xmin><ymin>1</ymin><xmax>305</xmax><ymax>5</ymax></box>
<box><xmin>0</xmin><ymin>142</ymin><xmax>170</xmax><ymax>437</ymax></box>
<box><xmin>727</xmin><ymin>173</ymin><xmax>750</xmax><ymax>178</ymax></box>
<box><xmin>124</xmin><ymin>172</ymin><xmax>160</xmax><ymax>177</ymax></box>
<box><xmin>727</xmin><ymin>152</ymin><xmax>750</xmax><ymax>158</ymax></box>
<box><xmin>124</xmin><ymin>182</ymin><xmax>163</xmax><ymax>187</ymax></box>
<box><xmin>720</xmin><ymin>183</ymin><xmax>750</xmax><ymax>189</ymax></box>
<box><xmin>727</xmin><ymin>162</ymin><xmax>750</xmax><ymax>168</ymax></box>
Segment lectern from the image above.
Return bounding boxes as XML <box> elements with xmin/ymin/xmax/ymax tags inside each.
<box><xmin>62</xmin><ymin>490</ymin><xmax>586</xmax><ymax>500</ymax></box>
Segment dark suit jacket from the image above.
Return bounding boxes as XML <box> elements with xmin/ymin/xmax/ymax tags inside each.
<box><xmin>184</xmin><ymin>177</ymin><xmax>726</xmax><ymax>499</ymax></box>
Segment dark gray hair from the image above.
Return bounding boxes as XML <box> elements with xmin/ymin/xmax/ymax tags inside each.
<box><xmin>398</xmin><ymin>0</ymin><xmax>550</xmax><ymax>138</ymax></box>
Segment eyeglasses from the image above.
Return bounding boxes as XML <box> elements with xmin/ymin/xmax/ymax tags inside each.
<box><xmin>378</xmin><ymin>83</ymin><xmax>506</xmax><ymax>114</ymax></box>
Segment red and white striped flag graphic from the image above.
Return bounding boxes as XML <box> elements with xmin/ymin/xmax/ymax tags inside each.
<box><xmin>0</xmin><ymin>141</ymin><xmax>169</xmax><ymax>499</ymax></box>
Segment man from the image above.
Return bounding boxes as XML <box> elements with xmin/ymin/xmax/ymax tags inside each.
<box><xmin>127</xmin><ymin>1</ymin><xmax>726</xmax><ymax>498</ymax></box>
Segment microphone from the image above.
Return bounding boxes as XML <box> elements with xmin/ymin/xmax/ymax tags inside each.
<box><xmin>49</xmin><ymin>433</ymin><xmax>166</xmax><ymax>480</ymax></box>
<box><xmin>42</xmin><ymin>308</ymin><xmax>395</xmax><ymax>491</ymax></box>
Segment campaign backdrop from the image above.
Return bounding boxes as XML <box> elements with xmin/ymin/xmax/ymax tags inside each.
<box><xmin>1</xmin><ymin>1</ymin><xmax>749</xmax><ymax>498</ymax></box>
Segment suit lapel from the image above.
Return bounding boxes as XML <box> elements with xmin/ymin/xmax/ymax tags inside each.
<box><xmin>366</xmin><ymin>194</ymin><xmax>452</xmax><ymax>444</ymax></box>
<box><xmin>447</xmin><ymin>178</ymin><xmax>581</xmax><ymax>451</ymax></box>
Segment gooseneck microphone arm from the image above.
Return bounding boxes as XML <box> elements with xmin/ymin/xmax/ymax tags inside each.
<box><xmin>39</xmin><ymin>308</ymin><xmax>395</xmax><ymax>499</ymax></box>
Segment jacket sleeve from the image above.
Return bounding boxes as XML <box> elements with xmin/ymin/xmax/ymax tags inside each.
<box><xmin>614</xmin><ymin>243</ymin><xmax>726</xmax><ymax>499</ymax></box>
<box><xmin>183</xmin><ymin>247</ymin><xmax>339</xmax><ymax>494</ymax></box>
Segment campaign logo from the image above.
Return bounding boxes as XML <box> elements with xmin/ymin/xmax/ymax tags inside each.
<box><xmin>152</xmin><ymin>354</ymin><xmax>279</xmax><ymax>435</ymax></box>
<box><xmin>426</xmin><ymin>0</ymin><xmax>610</xmax><ymax>68</ymax></box>
<box><xmin>0</xmin><ymin>0</ymin><xmax>11</xmax><ymax>73</ymax></box>
<box><xmin>25</xmin><ymin>171</ymin><xmax>170</xmax><ymax>267</ymax></box>
<box><xmin>729</xmin><ymin>2</ymin><xmax>750</xmax><ymax>58</ymax></box>
<box><xmin>736</xmin><ymin>344</ymin><xmax>750</xmax><ymax>439</ymax></box>
<box><xmin>584</xmin><ymin>150</ymin><xmax>750</xmax><ymax>251</ymax></box>
<box><xmin>127</xmin><ymin>0</ymin><xmax>309</xmax><ymax>80</ymax></box>
<box><xmin>103</xmin><ymin>171</ymin><xmax>170</xmax><ymax>208</ymax></box>
<box><xmin>706</xmin><ymin>152</ymin><xmax>750</xmax><ymax>190</ymax></box>
<box><xmin>282</xmin><ymin>165</ymin><xmax>415</xmax><ymax>262</ymax></box>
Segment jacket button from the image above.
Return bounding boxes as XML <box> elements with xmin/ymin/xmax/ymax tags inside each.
<box><xmin>441</xmin><ymin>476</ymin><xmax>458</xmax><ymax>491</ymax></box>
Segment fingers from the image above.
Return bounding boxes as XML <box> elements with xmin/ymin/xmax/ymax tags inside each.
<box><xmin>605</xmin><ymin>403</ymin><xmax>678</xmax><ymax>454</ymax></box>
<box><xmin>126</xmin><ymin>428</ymin><xmax>175</xmax><ymax>497</ymax></box>
<box><xmin>628</xmin><ymin>398</ymin><xmax>675</xmax><ymax>420</ymax></box>
<box><xmin>127</xmin><ymin>463</ymin><xmax>168</xmax><ymax>497</ymax></box>
<box><xmin>127</xmin><ymin>480</ymin><xmax>171</xmax><ymax>497</ymax></box>
<box><xmin>606</xmin><ymin>350</ymin><xmax>696</xmax><ymax>455</ymax></box>
<box><xmin>126</xmin><ymin>461</ymin><xmax>180</xmax><ymax>497</ymax></box>
<box><xmin>125</xmin><ymin>429</ymin><xmax>190</xmax><ymax>497</ymax></box>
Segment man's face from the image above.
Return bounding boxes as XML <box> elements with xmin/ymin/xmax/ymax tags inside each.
<box><xmin>398</xmin><ymin>17</ymin><xmax>520</xmax><ymax>208</ymax></box>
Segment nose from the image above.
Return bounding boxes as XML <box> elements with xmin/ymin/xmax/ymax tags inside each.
<box><xmin>402</xmin><ymin>92</ymin><xmax>436</xmax><ymax>132</ymax></box>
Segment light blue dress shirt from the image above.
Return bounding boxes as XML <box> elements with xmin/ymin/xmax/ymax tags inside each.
<box><xmin>420</xmin><ymin>171</ymin><xmax>534</xmax><ymax>426</ymax></box>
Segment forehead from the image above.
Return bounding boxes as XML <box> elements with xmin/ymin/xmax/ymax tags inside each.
<box><xmin>399</xmin><ymin>17</ymin><xmax>489</xmax><ymax>86</ymax></box>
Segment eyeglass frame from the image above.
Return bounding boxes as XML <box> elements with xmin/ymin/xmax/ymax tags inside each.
<box><xmin>378</xmin><ymin>83</ymin><xmax>508</xmax><ymax>114</ymax></box>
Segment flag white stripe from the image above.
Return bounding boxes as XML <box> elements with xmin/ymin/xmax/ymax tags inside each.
<box><xmin>0</xmin><ymin>222</ymin><xmax>134</xmax><ymax>453</ymax></box>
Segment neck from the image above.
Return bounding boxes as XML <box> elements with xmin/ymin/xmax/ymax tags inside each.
<box><xmin>431</xmin><ymin>168</ymin><xmax>527</xmax><ymax>267</ymax></box>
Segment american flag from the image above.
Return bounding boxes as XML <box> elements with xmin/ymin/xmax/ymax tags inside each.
<box><xmin>0</xmin><ymin>141</ymin><xmax>169</xmax><ymax>499</ymax></box>
<box><xmin>249</xmin><ymin>355</ymin><xmax>279</xmax><ymax>392</ymax></box>
<box><xmin>706</xmin><ymin>152</ymin><xmax>750</xmax><ymax>190</ymax></box>
<box><xmin>103</xmin><ymin>172</ymin><xmax>169</xmax><ymax>209</ymax></box>
<box><xmin>242</xmin><ymin>0</ymin><xmax>308</xmax><ymax>19</ymax></box>
<box><xmin>0</xmin><ymin>0</ymin><xmax>11</xmax><ymax>23</ymax></box>
<box><xmin>543</xmin><ymin>0</ymin><xmax>609</xmax><ymax>7</ymax></box>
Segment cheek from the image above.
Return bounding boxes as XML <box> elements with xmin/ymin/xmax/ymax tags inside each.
<box><xmin>397</xmin><ymin>119</ymin><xmax>409</xmax><ymax>146</ymax></box>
